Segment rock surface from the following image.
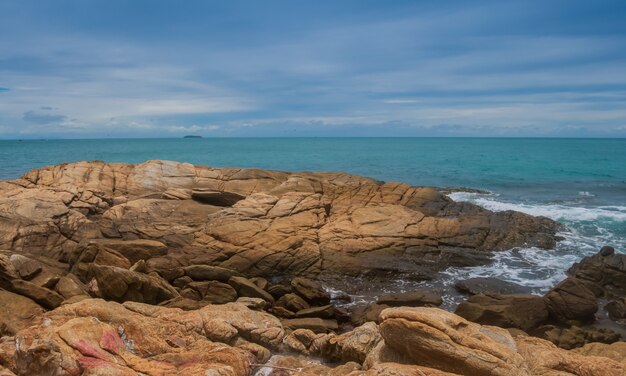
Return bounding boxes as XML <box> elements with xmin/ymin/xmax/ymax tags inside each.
<box><xmin>0</xmin><ymin>160</ymin><xmax>562</xmax><ymax>279</ymax></box>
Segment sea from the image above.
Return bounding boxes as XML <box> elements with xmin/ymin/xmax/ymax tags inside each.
<box><xmin>1</xmin><ymin>137</ymin><xmax>624</xmax><ymax>307</ymax></box>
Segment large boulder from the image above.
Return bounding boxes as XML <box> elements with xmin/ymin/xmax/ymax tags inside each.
<box><xmin>455</xmin><ymin>277</ymin><xmax>531</xmax><ymax>295</ymax></box>
<box><xmin>568</xmin><ymin>246</ymin><xmax>626</xmax><ymax>298</ymax></box>
<box><xmin>376</xmin><ymin>290</ymin><xmax>442</xmax><ymax>307</ymax></box>
<box><xmin>0</xmin><ymin>290</ymin><xmax>44</xmax><ymax>336</ymax></box>
<box><xmin>455</xmin><ymin>294</ymin><xmax>549</xmax><ymax>331</ymax></box>
<box><xmin>543</xmin><ymin>277</ymin><xmax>598</xmax><ymax>323</ymax></box>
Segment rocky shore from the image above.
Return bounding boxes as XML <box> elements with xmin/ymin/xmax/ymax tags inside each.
<box><xmin>0</xmin><ymin>160</ymin><xmax>624</xmax><ymax>375</ymax></box>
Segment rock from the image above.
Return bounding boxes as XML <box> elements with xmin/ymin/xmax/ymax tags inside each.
<box><xmin>1</xmin><ymin>161</ymin><xmax>561</xmax><ymax>280</ymax></box>
<box><xmin>291</xmin><ymin>277</ymin><xmax>330</xmax><ymax>305</ymax></box>
<box><xmin>281</xmin><ymin>318</ymin><xmax>339</xmax><ymax>333</ymax></box>
<box><xmin>544</xmin><ymin>277</ymin><xmax>598</xmax><ymax>322</ymax></box>
<box><xmin>606</xmin><ymin>298</ymin><xmax>626</xmax><ymax>320</ymax></box>
<box><xmin>352</xmin><ymin>363</ymin><xmax>461</xmax><ymax>376</ymax></box>
<box><xmin>0</xmin><ymin>290</ymin><xmax>44</xmax><ymax>335</ymax></box>
<box><xmin>276</xmin><ymin>293</ymin><xmax>310</xmax><ymax>312</ymax></box>
<box><xmin>379</xmin><ymin>307</ymin><xmax>531</xmax><ymax>375</ymax></box>
<box><xmin>12</xmin><ymin>299</ymin><xmax>280</xmax><ymax>375</ymax></box>
<box><xmin>183</xmin><ymin>264</ymin><xmax>242</xmax><ymax>282</ymax></box>
<box><xmin>89</xmin><ymin>264</ymin><xmax>179</xmax><ymax>304</ymax></box>
<box><xmin>268</xmin><ymin>283</ymin><xmax>292</xmax><ymax>299</ymax></box>
<box><xmin>229</xmin><ymin>276</ymin><xmax>275</xmax><ymax>303</ymax></box>
<box><xmin>70</xmin><ymin>240</ymin><xmax>132</xmax><ymax>280</ymax></box>
<box><xmin>376</xmin><ymin>290</ymin><xmax>442</xmax><ymax>307</ymax></box>
<box><xmin>256</xmin><ymin>355</ymin><xmax>360</xmax><ymax>376</ymax></box>
<box><xmin>6</xmin><ymin>280</ymin><xmax>64</xmax><ymax>309</ymax></box>
<box><xmin>530</xmin><ymin>324</ymin><xmax>622</xmax><ymax>349</ymax></box>
<box><xmin>351</xmin><ymin>304</ymin><xmax>390</xmax><ymax>326</ymax></box>
<box><xmin>568</xmin><ymin>246</ymin><xmax>626</xmax><ymax>298</ymax></box>
<box><xmin>172</xmin><ymin>275</ymin><xmax>192</xmax><ymax>288</ymax></box>
<box><xmin>8</xmin><ymin>255</ymin><xmax>41</xmax><ymax>280</ymax></box>
<box><xmin>250</xmin><ymin>276</ymin><xmax>269</xmax><ymax>290</ymax></box>
<box><xmin>296</xmin><ymin>304</ymin><xmax>336</xmax><ymax>319</ymax></box>
<box><xmin>158</xmin><ymin>297</ymin><xmax>207</xmax><ymax>310</ymax></box>
<box><xmin>186</xmin><ymin>280</ymin><xmax>237</xmax><ymax>304</ymax></box>
<box><xmin>333</xmin><ymin>322</ymin><xmax>382</xmax><ymax>363</ymax></box>
<box><xmin>455</xmin><ymin>293</ymin><xmax>549</xmax><ymax>331</ymax></box>
<box><xmin>270</xmin><ymin>306</ymin><xmax>296</xmax><ymax>318</ymax></box>
<box><xmin>0</xmin><ymin>255</ymin><xmax>18</xmax><ymax>282</ymax></box>
<box><xmin>454</xmin><ymin>277</ymin><xmax>531</xmax><ymax>295</ymax></box>
<box><xmin>54</xmin><ymin>274</ymin><xmax>88</xmax><ymax>299</ymax></box>
<box><xmin>236</xmin><ymin>297</ymin><xmax>269</xmax><ymax>310</ymax></box>
<box><xmin>572</xmin><ymin>342</ymin><xmax>626</xmax><ymax>365</ymax></box>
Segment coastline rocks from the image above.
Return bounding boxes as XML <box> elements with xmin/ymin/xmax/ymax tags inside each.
<box><xmin>529</xmin><ymin>325</ymin><xmax>621</xmax><ymax>350</ymax></box>
<box><xmin>183</xmin><ymin>264</ymin><xmax>243</xmax><ymax>282</ymax></box>
<box><xmin>454</xmin><ymin>277</ymin><xmax>531</xmax><ymax>295</ymax></box>
<box><xmin>291</xmin><ymin>277</ymin><xmax>331</xmax><ymax>305</ymax></box>
<box><xmin>455</xmin><ymin>294</ymin><xmax>549</xmax><ymax>331</ymax></box>
<box><xmin>543</xmin><ymin>277</ymin><xmax>598</xmax><ymax>323</ymax></box>
<box><xmin>0</xmin><ymin>290</ymin><xmax>44</xmax><ymax>336</ymax></box>
<box><xmin>572</xmin><ymin>342</ymin><xmax>626</xmax><ymax>365</ymax></box>
<box><xmin>568</xmin><ymin>246</ymin><xmax>626</xmax><ymax>298</ymax></box>
<box><xmin>0</xmin><ymin>160</ymin><xmax>563</xmax><ymax>279</ymax></box>
<box><xmin>606</xmin><ymin>298</ymin><xmax>626</xmax><ymax>320</ymax></box>
<box><xmin>229</xmin><ymin>276</ymin><xmax>275</xmax><ymax>303</ymax></box>
<box><xmin>376</xmin><ymin>290</ymin><xmax>442</xmax><ymax>307</ymax></box>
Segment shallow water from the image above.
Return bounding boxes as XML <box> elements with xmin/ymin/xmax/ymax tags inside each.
<box><xmin>1</xmin><ymin>137</ymin><xmax>624</xmax><ymax>303</ymax></box>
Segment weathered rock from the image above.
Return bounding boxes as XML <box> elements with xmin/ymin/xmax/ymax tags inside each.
<box><xmin>54</xmin><ymin>273</ymin><xmax>88</xmax><ymax>299</ymax></box>
<box><xmin>376</xmin><ymin>290</ymin><xmax>442</xmax><ymax>307</ymax></box>
<box><xmin>544</xmin><ymin>277</ymin><xmax>598</xmax><ymax>322</ymax></box>
<box><xmin>236</xmin><ymin>297</ymin><xmax>269</xmax><ymax>310</ymax></box>
<box><xmin>380</xmin><ymin>307</ymin><xmax>531</xmax><ymax>375</ymax></box>
<box><xmin>281</xmin><ymin>318</ymin><xmax>339</xmax><ymax>333</ymax></box>
<box><xmin>229</xmin><ymin>276</ymin><xmax>275</xmax><ymax>303</ymax></box>
<box><xmin>268</xmin><ymin>283</ymin><xmax>292</xmax><ymax>299</ymax></box>
<box><xmin>183</xmin><ymin>264</ymin><xmax>243</xmax><ymax>282</ymax></box>
<box><xmin>455</xmin><ymin>293</ymin><xmax>549</xmax><ymax>331</ymax></box>
<box><xmin>8</xmin><ymin>255</ymin><xmax>41</xmax><ymax>280</ymax></box>
<box><xmin>12</xmin><ymin>299</ymin><xmax>284</xmax><ymax>375</ymax></box>
<box><xmin>1</xmin><ymin>161</ymin><xmax>562</xmax><ymax>280</ymax></box>
<box><xmin>351</xmin><ymin>304</ymin><xmax>390</xmax><ymax>326</ymax></box>
<box><xmin>530</xmin><ymin>324</ymin><xmax>622</xmax><ymax>349</ymax></box>
<box><xmin>89</xmin><ymin>264</ymin><xmax>179</xmax><ymax>304</ymax></box>
<box><xmin>257</xmin><ymin>355</ymin><xmax>360</xmax><ymax>376</ymax></box>
<box><xmin>0</xmin><ymin>290</ymin><xmax>44</xmax><ymax>335</ymax></box>
<box><xmin>350</xmin><ymin>363</ymin><xmax>461</xmax><ymax>376</ymax></box>
<box><xmin>250</xmin><ymin>276</ymin><xmax>269</xmax><ymax>290</ymax></box>
<box><xmin>276</xmin><ymin>293</ymin><xmax>310</xmax><ymax>312</ymax></box>
<box><xmin>572</xmin><ymin>341</ymin><xmax>626</xmax><ymax>365</ymax></box>
<box><xmin>186</xmin><ymin>280</ymin><xmax>238</xmax><ymax>304</ymax></box>
<box><xmin>291</xmin><ymin>277</ymin><xmax>330</xmax><ymax>305</ymax></box>
<box><xmin>5</xmin><ymin>279</ymin><xmax>64</xmax><ymax>309</ymax></box>
<box><xmin>454</xmin><ymin>277</ymin><xmax>531</xmax><ymax>295</ymax></box>
<box><xmin>568</xmin><ymin>246</ymin><xmax>626</xmax><ymax>298</ymax></box>
<box><xmin>70</xmin><ymin>240</ymin><xmax>132</xmax><ymax>280</ymax></box>
<box><xmin>296</xmin><ymin>304</ymin><xmax>336</xmax><ymax>319</ymax></box>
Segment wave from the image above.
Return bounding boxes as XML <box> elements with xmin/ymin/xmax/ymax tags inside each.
<box><xmin>448</xmin><ymin>192</ymin><xmax>626</xmax><ymax>222</ymax></box>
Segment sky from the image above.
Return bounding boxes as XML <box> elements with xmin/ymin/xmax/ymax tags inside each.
<box><xmin>1</xmin><ymin>0</ymin><xmax>626</xmax><ymax>138</ymax></box>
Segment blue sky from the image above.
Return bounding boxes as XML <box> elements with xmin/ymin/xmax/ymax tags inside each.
<box><xmin>1</xmin><ymin>0</ymin><xmax>626</xmax><ymax>138</ymax></box>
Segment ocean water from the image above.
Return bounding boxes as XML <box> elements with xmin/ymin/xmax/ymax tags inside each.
<box><xmin>1</xmin><ymin>137</ymin><xmax>625</xmax><ymax>303</ymax></box>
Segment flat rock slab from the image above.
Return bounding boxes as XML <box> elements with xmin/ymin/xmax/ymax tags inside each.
<box><xmin>455</xmin><ymin>277</ymin><xmax>532</xmax><ymax>296</ymax></box>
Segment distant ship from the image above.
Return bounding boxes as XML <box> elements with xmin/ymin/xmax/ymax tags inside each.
<box><xmin>183</xmin><ymin>135</ymin><xmax>203</xmax><ymax>138</ymax></box>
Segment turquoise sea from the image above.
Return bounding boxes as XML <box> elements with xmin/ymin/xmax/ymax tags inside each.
<box><xmin>1</xmin><ymin>137</ymin><xmax>625</xmax><ymax>298</ymax></box>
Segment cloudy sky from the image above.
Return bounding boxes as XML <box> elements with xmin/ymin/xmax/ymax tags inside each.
<box><xmin>1</xmin><ymin>0</ymin><xmax>625</xmax><ymax>138</ymax></box>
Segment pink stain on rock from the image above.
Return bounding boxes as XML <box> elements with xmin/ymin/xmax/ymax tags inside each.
<box><xmin>100</xmin><ymin>327</ymin><xmax>125</xmax><ymax>354</ymax></box>
<box><xmin>73</xmin><ymin>339</ymin><xmax>116</xmax><ymax>363</ymax></box>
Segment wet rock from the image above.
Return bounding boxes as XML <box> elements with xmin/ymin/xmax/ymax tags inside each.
<box><xmin>89</xmin><ymin>264</ymin><xmax>179</xmax><ymax>304</ymax></box>
<box><xmin>276</xmin><ymin>293</ymin><xmax>310</xmax><ymax>312</ymax></box>
<box><xmin>454</xmin><ymin>277</ymin><xmax>531</xmax><ymax>295</ymax></box>
<box><xmin>606</xmin><ymin>298</ymin><xmax>626</xmax><ymax>320</ymax></box>
<box><xmin>376</xmin><ymin>290</ymin><xmax>442</xmax><ymax>307</ymax></box>
<box><xmin>568</xmin><ymin>246</ymin><xmax>626</xmax><ymax>298</ymax></box>
<box><xmin>291</xmin><ymin>277</ymin><xmax>330</xmax><ymax>305</ymax></box>
<box><xmin>229</xmin><ymin>276</ymin><xmax>275</xmax><ymax>303</ymax></box>
<box><xmin>296</xmin><ymin>304</ymin><xmax>336</xmax><ymax>319</ymax></box>
<box><xmin>281</xmin><ymin>318</ymin><xmax>339</xmax><ymax>333</ymax></box>
<box><xmin>544</xmin><ymin>277</ymin><xmax>598</xmax><ymax>323</ymax></box>
<box><xmin>455</xmin><ymin>294</ymin><xmax>549</xmax><ymax>331</ymax></box>
<box><xmin>351</xmin><ymin>304</ymin><xmax>390</xmax><ymax>326</ymax></box>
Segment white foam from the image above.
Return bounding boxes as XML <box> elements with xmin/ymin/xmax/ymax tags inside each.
<box><xmin>448</xmin><ymin>192</ymin><xmax>626</xmax><ymax>222</ymax></box>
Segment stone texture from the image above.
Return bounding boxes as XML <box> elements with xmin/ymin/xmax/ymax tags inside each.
<box><xmin>229</xmin><ymin>276</ymin><xmax>275</xmax><ymax>303</ymax></box>
<box><xmin>543</xmin><ymin>277</ymin><xmax>598</xmax><ymax>323</ymax></box>
<box><xmin>376</xmin><ymin>290</ymin><xmax>442</xmax><ymax>307</ymax></box>
<box><xmin>0</xmin><ymin>290</ymin><xmax>44</xmax><ymax>336</ymax></box>
<box><xmin>568</xmin><ymin>247</ymin><xmax>626</xmax><ymax>298</ymax></box>
<box><xmin>455</xmin><ymin>293</ymin><xmax>549</xmax><ymax>331</ymax></box>
<box><xmin>454</xmin><ymin>277</ymin><xmax>531</xmax><ymax>295</ymax></box>
<box><xmin>89</xmin><ymin>264</ymin><xmax>179</xmax><ymax>304</ymax></box>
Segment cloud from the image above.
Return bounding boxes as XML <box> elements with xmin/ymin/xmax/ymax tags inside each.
<box><xmin>22</xmin><ymin>110</ymin><xmax>67</xmax><ymax>125</ymax></box>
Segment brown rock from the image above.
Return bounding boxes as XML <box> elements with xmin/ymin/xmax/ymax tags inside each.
<box><xmin>568</xmin><ymin>246</ymin><xmax>626</xmax><ymax>298</ymax></box>
<box><xmin>291</xmin><ymin>277</ymin><xmax>330</xmax><ymax>305</ymax></box>
<box><xmin>54</xmin><ymin>274</ymin><xmax>88</xmax><ymax>299</ymax></box>
<box><xmin>296</xmin><ymin>304</ymin><xmax>336</xmax><ymax>319</ymax></box>
<box><xmin>530</xmin><ymin>324</ymin><xmax>621</xmax><ymax>349</ymax></box>
<box><xmin>282</xmin><ymin>318</ymin><xmax>339</xmax><ymax>333</ymax></box>
<box><xmin>6</xmin><ymin>279</ymin><xmax>64</xmax><ymax>309</ymax></box>
<box><xmin>187</xmin><ymin>280</ymin><xmax>237</xmax><ymax>304</ymax></box>
<box><xmin>8</xmin><ymin>255</ymin><xmax>41</xmax><ymax>280</ymax></box>
<box><xmin>268</xmin><ymin>283</ymin><xmax>292</xmax><ymax>299</ymax></box>
<box><xmin>351</xmin><ymin>304</ymin><xmax>390</xmax><ymax>326</ymax></box>
<box><xmin>572</xmin><ymin>342</ymin><xmax>626</xmax><ymax>365</ymax></box>
<box><xmin>376</xmin><ymin>290</ymin><xmax>442</xmax><ymax>307</ymax></box>
<box><xmin>229</xmin><ymin>276</ymin><xmax>275</xmax><ymax>303</ymax></box>
<box><xmin>276</xmin><ymin>293</ymin><xmax>310</xmax><ymax>312</ymax></box>
<box><xmin>183</xmin><ymin>264</ymin><xmax>243</xmax><ymax>282</ymax></box>
<box><xmin>606</xmin><ymin>298</ymin><xmax>626</xmax><ymax>320</ymax></box>
<box><xmin>455</xmin><ymin>293</ymin><xmax>549</xmax><ymax>331</ymax></box>
<box><xmin>89</xmin><ymin>264</ymin><xmax>179</xmax><ymax>304</ymax></box>
<box><xmin>454</xmin><ymin>277</ymin><xmax>531</xmax><ymax>295</ymax></box>
<box><xmin>544</xmin><ymin>277</ymin><xmax>598</xmax><ymax>322</ymax></box>
<box><xmin>0</xmin><ymin>290</ymin><xmax>44</xmax><ymax>335</ymax></box>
